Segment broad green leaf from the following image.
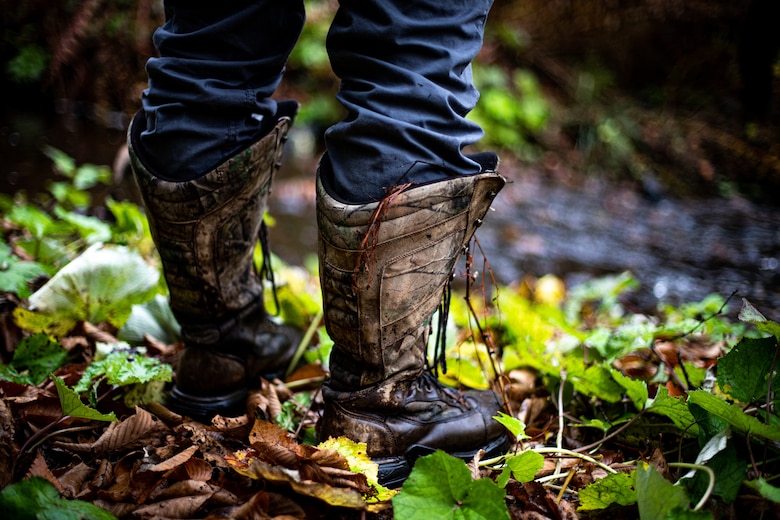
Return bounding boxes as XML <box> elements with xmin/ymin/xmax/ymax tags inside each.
<box><xmin>73</xmin><ymin>345</ymin><xmax>172</xmax><ymax>393</ymax></box>
<box><xmin>53</xmin><ymin>375</ymin><xmax>117</xmax><ymax>422</ymax></box>
<box><xmin>688</xmin><ymin>402</ymin><xmax>729</xmax><ymax>447</ymax></box>
<box><xmin>53</xmin><ymin>206</ymin><xmax>112</xmax><ymax>244</ymax></box>
<box><xmin>0</xmin><ymin>364</ymin><xmax>31</xmax><ymax>385</ymax></box>
<box><xmin>440</xmin><ymin>341</ymin><xmax>495</xmax><ymax>390</ymax></box>
<box><xmin>611</xmin><ymin>368</ymin><xmax>649</xmax><ymax>411</ymax></box>
<box><xmin>12</xmin><ymin>306</ymin><xmax>75</xmax><ymax>337</ymax></box>
<box><xmin>680</xmin><ymin>427</ymin><xmax>747</xmax><ymax>504</ymax></box>
<box><xmin>666</xmin><ymin>508</ymin><xmax>713</xmax><ymax>519</ymax></box>
<box><xmin>674</xmin><ymin>361</ymin><xmax>707</xmax><ymax>390</ymax></box>
<box><xmin>497</xmin><ymin>450</ymin><xmax>544</xmax><ymax>486</ymax></box>
<box><xmin>717</xmin><ymin>336</ymin><xmax>776</xmax><ymax>403</ymax></box>
<box><xmin>106</xmin><ymin>198</ymin><xmax>154</xmax><ymax>253</ymax></box>
<box><xmin>646</xmin><ymin>386</ymin><xmax>699</xmax><ymax>436</ymax></box>
<box><xmin>563</xmin><ymin>271</ymin><xmax>639</xmax><ymax>323</ymax></box>
<box><xmin>0</xmin><ymin>476</ymin><xmax>117</xmax><ymax>520</ymax></box>
<box><xmin>392</xmin><ymin>451</ymin><xmax>510</xmax><ymax>520</ymax></box>
<box><xmin>48</xmin><ymin>181</ymin><xmax>91</xmax><ymax>209</ymax></box>
<box><xmin>493</xmin><ymin>412</ymin><xmax>530</xmax><ymax>440</ymax></box>
<box><xmin>739</xmin><ymin>298</ymin><xmax>780</xmax><ymax>340</ymax></box>
<box><xmin>4</xmin><ymin>333</ymin><xmax>67</xmax><ymax>385</ymax></box>
<box><xmin>687</xmin><ymin>390</ymin><xmax>780</xmax><ymax>441</ymax></box>
<box><xmin>0</xmin><ymin>239</ymin><xmax>47</xmax><ymax>298</ymax></box>
<box><xmin>117</xmin><ymin>295</ymin><xmax>181</xmax><ymax>345</ymax></box>
<box><xmin>636</xmin><ymin>462</ymin><xmax>690</xmax><ymax>520</ymax></box>
<box><xmin>15</xmin><ymin>236</ymin><xmax>74</xmax><ymax>274</ymax></box>
<box><xmin>578</xmin><ymin>470</ymin><xmax>637</xmax><ymax>511</ymax></box>
<box><xmin>42</xmin><ymin>145</ymin><xmax>76</xmax><ymax>177</ymax></box>
<box><xmin>568</xmin><ymin>360</ymin><xmax>624</xmax><ymax>403</ymax></box>
<box><xmin>5</xmin><ymin>204</ymin><xmax>55</xmax><ymax>239</ymax></box>
<box><xmin>20</xmin><ymin>243</ymin><xmax>160</xmax><ymax>332</ymax></box>
<box><xmin>745</xmin><ymin>478</ymin><xmax>780</xmax><ymax>503</ymax></box>
<box><xmin>72</xmin><ymin>163</ymin><xmax>111</xmax><ymax>190</ymax></box>
<box><xmin>494</xmin><ymin>289</ymin><xmax>560</xmax><ymax>375</ymax></box>
<box><xmin>586</xmin><ymin>315</ymin><xmax>658</xmax><ymax>362</ymax></box>
<box><xmin>689</xmin><ymin>442</ymin><xmax>746</xmax><ymax>504</ymax></box>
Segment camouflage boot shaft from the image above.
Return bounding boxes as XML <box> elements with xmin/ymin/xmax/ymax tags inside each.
<box><xmin>127</xmin><ymin>105</ymin><xmax>299</xmax><ymax>420</ymax></box>
<box><xmin>315</xmin><ymin>153</ymin><xmax>509</xmax><ymax>487</ymax></box>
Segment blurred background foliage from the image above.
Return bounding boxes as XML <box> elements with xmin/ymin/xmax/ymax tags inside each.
<box><xmin>1</xmin><ymin>0</ymin><xmax>778</xmax><ymax>203</ymax></box>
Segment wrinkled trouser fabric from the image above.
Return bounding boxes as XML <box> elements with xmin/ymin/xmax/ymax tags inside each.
<box><xmin>138</xmin><ymin>0</ymin><xmax>493</xmax><ymax>203</ymax></box>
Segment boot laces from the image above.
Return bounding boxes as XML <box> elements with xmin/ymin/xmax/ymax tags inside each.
<box><xmin>258</xmin><ymin>219</ymin><xmax>280</xmax><ymax>315</ymax></box>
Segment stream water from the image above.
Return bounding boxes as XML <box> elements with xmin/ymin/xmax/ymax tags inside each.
<box><xmin>3</xmin><ymin>112</ymin><xmax>779</xmax><ymax>320</ymax></box>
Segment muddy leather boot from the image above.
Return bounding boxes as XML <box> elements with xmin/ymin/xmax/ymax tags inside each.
<box><xmin>316</xmin><ymin>153</ymin><xmax>510</xmax><ymax>487</ymax></box>
<box><xmin>127</xmin><ymin>103</ymin><xmax>300</xmax><ymax>421</ymax></box>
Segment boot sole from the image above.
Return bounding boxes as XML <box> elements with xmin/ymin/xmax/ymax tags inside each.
<box><xmin>165</xmin><ymin>386</ymin><xmax>247</xmax><ymax>423</ymax></box>
<box><xmin>376</xmin><ymin>432</ymin><xmax>511</xmax><ymax>489</ymax></box>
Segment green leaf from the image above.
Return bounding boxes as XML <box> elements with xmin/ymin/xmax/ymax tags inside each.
<box><xmin>5</xmin><ymin>333</ymin><xmax>67</xmax><ymax>385</ymax></box>
<box><xmin>636</xmin><ymin>462</ymin><xmax>690</xmax><ymax>520</ymax></box>
<box><xmin>498</xmin><ymin>450</ymin><xmax>544</xmax><ymax>485</ymax></box>
<box><xmin>690</xmin><ymin>443</ymin><xmax>746</xmax><ymax>504</ymax></box>
<box><xmin>738</xmin><ymin>298</ymin><xmax>780</xmax><ymax>340</ymax></box>
<box><xmin>493</xmin><ymin>412</ymin><xmax>530</xmax><ymax>440</ymax></box>
<box><xmin>72</xmin><ymin>163</ymin><xmax>111</xmax><ymax>190</ymax></box>
<box><xmin>745</xmin><ymin>478</ymin><xmax>780</xmax><ymax>503</ymax></box>
<box><xmin>6</xmin><ymin>204</ymin><xmax>55</xmax><ymax>240</ymax></box>
<box><xmin>392</xmin><ymin>451</ymin><xmax>510</xmax><ymax>520</ymax></box>
<box><xmin>117</xmin><ymin>295</ymin><xmax>181</xmax><ymax>345</ymax></box>
<box><xmin>611</xmin><ymin>368</ymin><xmax>649</xmax><ymax>411</ymax></box>
<box><xmin>687</xmin><ymin>390</ymin><xmax>780</xmax><ymax>441</ymax></box>
<box><xmin>666</xmin><ymin>508</ymin><xmax>713</xmax><ymax>519</ymax></box>
<box><xmin>0</xmin><ymin>476</ymin><xmax>117</xmax><ymax>520</ymax></box>
<box><xmin>0</xmin><ymin>363</ymin><xmax>31</xmax><ymax>385</ymax></box>
<box><xmin>568</xmin><ymin>361</ymin><xmax>625</xmax><ymax>403</ymax></box>
<box><xmin>717</xmin><ymin>336</ymin><xmax>777</xmax><ymax>403</ymax></box>
<box><xmin>578</xmin><ymin>470</ymin><xmax>637</xmax><ymax>511</ymax></box>
<box><xmin>0</xmin><ymin>239</ymin><xmax>47</xmax><ymax>299</ymax></box>
<box><xmin>48</xmin><ymin>182</ymin><xmax>91</xmax><ymax>209</ymax></box>
<box><xmin>21</xmin><ymin>243</ymin><xmax>160</xmax><ymax>332</ymax></box>
<box><xmin>646</xmin><ymin>386</ymin><xmax>699</xmax><ymax>436</ymax></box>
<box><xmin>42</xmin><ymin>146</ymin><xmax>76</xmax><ymax>177</ymax></box>
<box><xmin>688</xmin><ymin>402</ymin><xmax>728</xmax><ymax>447</ymax></box>
<box><xmin>73</xmin><ymin>345</ymin><xmax>172</xmax><ymax>393</ymax></box>
<box><xmin>53</xmin><ymin>375</ymin><xmax>117</xmax><ymax>422</ymax></box>
<box><xmin>53</xmin><ymin>206</ymin><xmax>112</xmax><ymax>244</ymax></box>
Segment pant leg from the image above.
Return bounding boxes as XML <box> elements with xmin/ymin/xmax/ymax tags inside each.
<box><xmin>139</xmin><ymin>0</ymin><xmax>305</xmax><ymax>181</ymax></box>
<box><xmin>324</xmin><ymin>0</ymin><xmax>494</xmax><ymax>203</ymax></box>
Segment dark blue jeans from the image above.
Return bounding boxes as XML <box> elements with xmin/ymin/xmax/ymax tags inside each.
<box><xmin>140</xmin><ymin>0</ymin><xmax>493</xmax><ymax>203</ymax></box>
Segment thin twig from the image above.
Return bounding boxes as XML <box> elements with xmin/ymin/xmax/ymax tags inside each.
<box><xmin>573</xmin><ymin>409</ymin><xmax>646</xmax><ymax>453</ymax></box>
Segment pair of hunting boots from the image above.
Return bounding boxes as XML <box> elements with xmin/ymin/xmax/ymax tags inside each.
<box><xmin>127</xmin><ymin>105</ymin><xmax>508</xmax><ymax>486</ymax></box>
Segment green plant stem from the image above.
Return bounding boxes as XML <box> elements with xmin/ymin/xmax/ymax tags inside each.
<box><xmin>285</xmin><ymin>375</ymin><xmax>327</xmax><ymax>391</ymax></box>
<box><xmin>532</xmin><ymin>447</ymin><xmax>618</xmax><ymax>475</ymax></box>
<box><xmin>285</xmin><ymin>309</ymin><xmax>323</xmax><ymax>379</ymax></box>
<box><xmin>555</xmin><ymin>370</ymin><xmax>567</xmax><ymax>476</ymax></box>
<box><xmin>767</xmin><ymin>340</ymin><xmax>779</xmax><ymax>425</ymax></box>
<box><xmin>668</xmin><ymin>462</ymin><xmax>715</xmax><ymax>511</ymax></box>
